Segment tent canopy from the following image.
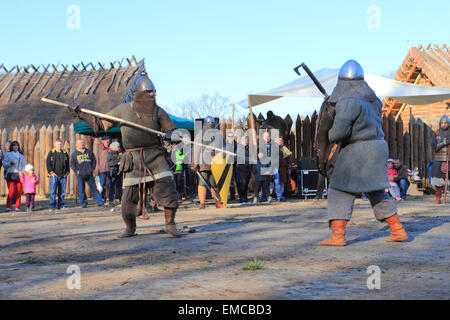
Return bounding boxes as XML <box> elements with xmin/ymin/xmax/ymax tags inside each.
<box><xmin>74</xmin><ymin>113</ymin><xmax>194</xmax><ymax>135</ymax></box>
<box><xmin>248</xmin><ymin>68</ymin><xmax>450</xmax><ymax>107</ymax></box>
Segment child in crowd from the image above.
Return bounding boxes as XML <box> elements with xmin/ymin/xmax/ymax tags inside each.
<box><xmin>20</xmin><ymin>164</ymin><xmax>40</xmax><ymax>212</ymax></box>
<box><xmin>387</xmin><ymin>159</ymin><xmax>401</xmax><ymax>201</ymax></box>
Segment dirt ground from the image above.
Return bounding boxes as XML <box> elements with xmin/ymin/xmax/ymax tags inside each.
<box><xmin>0</xmin><ymin>194</ymin><xmax>449</xmax><ymax>300</ymax></box>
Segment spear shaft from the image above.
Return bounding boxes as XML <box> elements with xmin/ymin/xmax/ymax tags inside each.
<box><xmin>41</xmin><ymin>97</ymin><xmax>236</xmax><ymax>156</ymax></box>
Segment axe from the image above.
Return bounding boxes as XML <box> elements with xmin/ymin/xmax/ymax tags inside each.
<box><xmin>293</xmin><ymin>62</ymin><xmax>328</xmax><ymax>97</ymax></box>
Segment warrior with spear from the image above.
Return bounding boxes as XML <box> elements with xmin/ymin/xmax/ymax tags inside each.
<box><xmin>59</xmin><ymin>72</ymin><xmax>183</xmax><ymax>238</ymax></box>
<box><xmin>43</xmin><ymin>72</ymin><xmax>236</xmax><ymax>238</ymax></box>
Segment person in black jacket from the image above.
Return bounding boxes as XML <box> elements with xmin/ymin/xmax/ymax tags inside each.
<box><xmin>47</xmin><ymin>138</ymin><xmax>70</xmax><ymax>211</ymax></box>
<box><xmin>236</xmin><ymin>135</ymin><xmax>252</xmax><ymax>204</ymax></box>
<box><xmin>107</xmin><ymin>141</ymin><xmax>123</xmax><ymax>206</ymax></box>
<box><xmin>70</xmin><ymin>139</ymin><xmax>104</xmax><ymax>208</ymax></box>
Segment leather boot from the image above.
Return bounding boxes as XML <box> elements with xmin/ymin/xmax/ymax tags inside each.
<box><xmin>118</xmin><ymin>216</ymin><xmax>137</xmax><ymax>238</ymax></box>
<box><xmin>213</xmin><ymin>188</ymin><xmax>224</xmax><ymax>208</ymax></box>
<box><xmin>164</xmin><ymin>208</ymin><xmax>182</xmax><ymax>238</ymax></box>
<box><xmin>318</xmin><ymin>220</ymin><xmax>347</xmax><ymax>246</ymax></box>
<box><xmin>385</xmin><ymin>214</ymin><xmax>408</xmax><ymax>242</ymax></box>
<box><xmin>434</xmin><ymin>187</ymin><xmax>443</xmax><ymax>204</ymax></box>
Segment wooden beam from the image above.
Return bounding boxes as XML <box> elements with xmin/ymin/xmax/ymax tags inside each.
<box><xmin>15</xmin><ymin>65</ymin><xmax>40</xmax><ymax>102</ymax></box>
<box><xmin>37</xmin><ymin>65</ymin><xmax>58</xmax><ymax>96</ymax></box>
<box><xmin>115</xmin><ymin>64</ymin><xmax>130</xmax><ymax>92</ymax></box>
<box><xmin>56</xmin><ymin>64</ymin><xmax>80</xmax><ymax>98</ymax></box>
<box><xmin>131</xmin><ymin>55</ymin><xmax>138</xmax><ymax>67</ymax></box>
<box><xmin>92</xmin><ymin>68</ymin><xmax>111</xmax><ymax>94</ymax></box>
<box><xmin>64</xmin><ymin>63</ymin><xmax>86</xmax><ymax>95</ymax></box>
<box><xmin>125</xmin><ymin>65</ymin><xmax>139</xmax><ymax>85</ymax></box>
<box><xmin>43</xmin><ymin>64</ymin><xmax>68</xmax><ymax>98</ymax></box>
<box><xmin>0</xmin><ymin>66</ymin><xmax>19</xmax><ymax>98</ymax></box>
<box><xmin>106</xmin><ymin>67</ymin><xmax>118</xmax><ymax>92</ymax></box>
<box><xmin>84</xmin><ymin>69</ymin><xmax>100</xmax><ymax>94</ymax></box>
<box><xmin>8</xmin><ymin>65</ymin><xmax>29</xmax><ymax>102</ymax></box>
<box><xmin>0</xmin><ymin>65</ymin><xmax>15</xmax><ymax>85</ymax></box>
<box><xmin>25</xmin><ymin>64</ymin><xmax>49</xmax><ymax>99</ymax></box>
<box><xmin>74</xmin><ymin>63</ymin><xmax>94</xmax><ymax>99</ymax></box>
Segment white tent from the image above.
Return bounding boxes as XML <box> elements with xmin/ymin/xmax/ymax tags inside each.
<box><xmin>247</xmin><ymin>68</ymin><xmax>450</xmax><ymax>107</ymax></box>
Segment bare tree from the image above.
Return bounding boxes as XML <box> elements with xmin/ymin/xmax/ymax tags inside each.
<box><xmin>173</xmin><ymin>92</ymin><xmax>232</xmax><ymax>120</ymax></box>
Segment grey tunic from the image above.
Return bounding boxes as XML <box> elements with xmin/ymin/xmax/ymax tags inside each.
<box><xmin>327</xmin><ymin>80</ymin><xmax>390</xmax><ymax>193</ymax></box>
<box><xmin>105</xmin><ymin>100</ymin><xmax>176</xmax><ymax>187</ymax></box>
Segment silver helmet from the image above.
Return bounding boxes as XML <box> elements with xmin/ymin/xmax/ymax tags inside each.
<box><xmin>134</xmin><ymin>72</ymin><xmax>156</xmax><ymax>95</ymax></box>
<box><xmin>338</xmin><ymin>59</ymin><xmax>364</xmax><ymax>80</ymax></box>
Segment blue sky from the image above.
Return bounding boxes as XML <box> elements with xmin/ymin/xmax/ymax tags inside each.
<box><xmin>0</xmin><ymin>0</ymin><xmax>448</xmax><ymax>118</ymax></box>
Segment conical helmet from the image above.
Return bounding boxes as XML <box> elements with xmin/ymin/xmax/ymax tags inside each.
<box><xmin>338</xmin><ymin>59</ymin><xmax>364</xmax><ymax>80</ymax></box>
<box><xmin>134</xmin><ymin>72</ymin><xmax>155</xmax><ymax>95</ymax></box>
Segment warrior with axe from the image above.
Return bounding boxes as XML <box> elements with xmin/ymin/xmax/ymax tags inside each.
<box><xmin>293</xmin><ymin>63</ymin><xmax>338</xmax><ymax>200</ymax></box>
<box><xmin>296</xmin><ymin>60</ymin><xmax>408</xmax><ymax>246</ymax></box>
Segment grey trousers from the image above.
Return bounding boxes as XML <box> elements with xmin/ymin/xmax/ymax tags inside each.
<box><xmin>327</xmin><ymin>187</ymin><xmax>397</xmax><ymax>225</ymax></box>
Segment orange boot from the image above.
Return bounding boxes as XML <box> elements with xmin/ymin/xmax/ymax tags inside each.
<box><xmin>385</xmin><ymin>214</ymin><xmax>408</xmax><ymax>242</ymax></box>
<box><xmin>318</xmin><ymin>220</ymin><xmax>347</xmax><ymax>246</ymax></box>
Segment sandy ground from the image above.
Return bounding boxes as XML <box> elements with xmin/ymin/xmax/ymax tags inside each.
<box><xmin>0</xmin><ymin>194</ymin><xmax>449</xmax><ymax>300</ymax></box>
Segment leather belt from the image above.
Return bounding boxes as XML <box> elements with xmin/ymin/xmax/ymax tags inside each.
<box><xmin>125</xmin><ymin>145</ymin><xmax>163</xmax><ymax>152</ymax></box>
<box><xmin>348</xmin><ymin>137</ymin><xmax>383</xmax><ymax>145</ymax></box>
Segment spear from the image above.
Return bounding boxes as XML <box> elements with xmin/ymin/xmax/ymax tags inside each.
<box><xmin>40</xmin><ymin>97</ymin><xmax>237</xmax><ymax>156</ymax></box>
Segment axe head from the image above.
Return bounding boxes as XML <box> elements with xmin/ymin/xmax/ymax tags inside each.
<box><xmin>293</xmin><ymin>65</ymin><xmax>302</xmax><ymax>76</ymax></box>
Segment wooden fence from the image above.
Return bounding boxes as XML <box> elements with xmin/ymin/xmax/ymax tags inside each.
<box><xmin>0</xmin><ymin>123</ymin><xmax>103</xmax><ymax>198</ymax></box>
<box><xmin>0</xmin><ymin>111</ymin><xmax>436</xmax><ymax>198</ymax></box>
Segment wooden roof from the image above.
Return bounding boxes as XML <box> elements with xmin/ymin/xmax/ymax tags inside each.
<box><xmin>383</xmin><ymin>44</ymin><xmax>450</xmax><ymax>117</ymax></box>
<box><xmin>0</xmin><ymin>56</ymin><xmax>146</xmax><ymax>131</ymax></box>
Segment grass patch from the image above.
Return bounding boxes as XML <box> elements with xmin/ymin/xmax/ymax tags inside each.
<box><xmin>18</xmin><ymin>257</ymin><xmax>43</xmax><ymax>264</ymax></box>
<box><xmin>160</xmin><ymin>265</ymin><xmax>169</xmax><ymax>271</ymax></box>
<box><xmin>242</xmin><ymin>258</ymin><xmax>264</xmax><ymax>271</ymax></box>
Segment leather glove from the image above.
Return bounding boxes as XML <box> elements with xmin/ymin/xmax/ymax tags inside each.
<box><xmin>68</xmin><ymin>102</ymin><xmax>81</xmax><ymax>118</ymax></box>
<box><xmin>164</xmin><ymin>130</ymin><xmax>179</xmax><ymax>142</ymax></box>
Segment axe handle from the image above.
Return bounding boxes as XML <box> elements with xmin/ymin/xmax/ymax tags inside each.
<box><xmin>299</xmin><ymin>63</ymin><xmax>328</xmax><ymax>97</ymax></box>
